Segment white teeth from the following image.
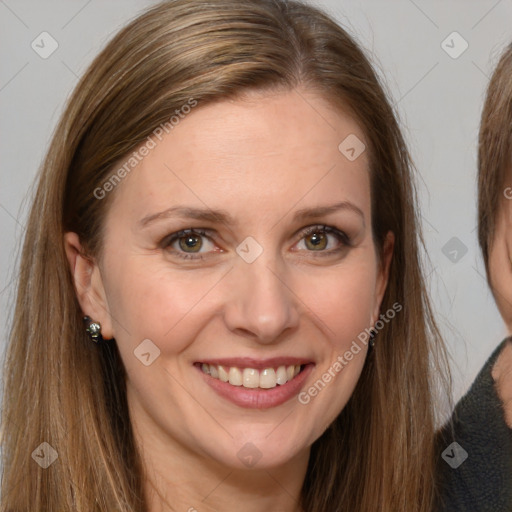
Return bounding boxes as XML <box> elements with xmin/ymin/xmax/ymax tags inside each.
<box><xmin>228</xmin><ymin>367</ymin><xmax>243</xmax><ymax>386</ymax></box>
<box><xmin>243</xmin><ymin>368</ymin><xmax>259</xmax><ymax>388</ymax></box>
<box><xmin>200</xmin><ymin>363</ymin><xmax>304</xmax><ymax>389</ymax></box>
<box><xmin>276</xmin><ymin>365</ymin><xmax>288</xmax><ymax>385</ymax></box>
<box><xmin>259</xmin><ymin>368</ymin><xmax>276</xmax><ymax>389</ymax></box>
<box><xmin>209</xmin><ymin>365</ymin><xmax>219</xmax><ymax>379</ymax></box>
<box><xmin>218</xmin><ymin>365</ymin><xmax>229</xmax><ymax>382</ymax></box>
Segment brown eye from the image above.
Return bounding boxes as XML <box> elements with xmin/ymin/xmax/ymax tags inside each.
<box><xmin>161</xmin><ymin>228</ymin><xmax>217</xmax><ymax>260</ymax></box>
<box><xmin>178</xmin><ymin>233</ymin><xmax>203</xmax><ymax>252</ymax></box>
<box><xmin>304</xmin><ymin>231</ymin><xmax>328</xmax><ymax>251</ymax></box>
<box><xmin>294</xmin><ymin>225</ymin><xmax>351</xmax><ymax>255</ymax></box>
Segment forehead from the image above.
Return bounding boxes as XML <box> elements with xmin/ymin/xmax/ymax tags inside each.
<box><xmin>107</xmin><ymin>88</ymin><xmax>371</xmax><ymax>223</ymax></box>
<box><xmin>168</xmin><ymin>88</ymin><xmax>365</xmax><ymax>165</ymax></box>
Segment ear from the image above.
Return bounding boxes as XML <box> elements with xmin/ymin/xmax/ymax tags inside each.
<box><xmin>63</xmin><ymin>232</ymin><xmax>114</xmax><ymax>339</ymax></box>
<box><xmin>371</xmin><ymin>231</ymin><xmax>395</xmax><ymax>325</ymax></box>
<box><xmin>488</xmin><ymin>200</ymin><xmax>512</xmax><ymax>334</ymax></box>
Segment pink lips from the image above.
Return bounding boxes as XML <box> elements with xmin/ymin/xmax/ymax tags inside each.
<box><xmin>195</xmin><ymin>359</ymin><xmax>315</xmax><ymax>409</ymax></box>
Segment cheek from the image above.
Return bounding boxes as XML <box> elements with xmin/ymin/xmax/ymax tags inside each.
<box><xmin>303</xmin><ymin>260</ymin><xmax>378</xmax><ymax>344</ymax></box>
<box><xmin>102</xmin><ymin>254</ymin><xmax>226</xmax><ymax>352</ymax></box>
<box><xmin>294</xmin><ymin>261</ymin><xmax>377</xmax><ymax>433</ymax></box>
<box><xmin>104</xmin><ymin>249</ymin><xmax>379</xmax><ymax>348</ymax></box>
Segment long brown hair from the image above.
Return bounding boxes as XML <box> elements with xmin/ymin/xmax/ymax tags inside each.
<box><xmin>1</xmin><ymin>0</ymin><xmax>448</xmax><ymax>510</ymax></box>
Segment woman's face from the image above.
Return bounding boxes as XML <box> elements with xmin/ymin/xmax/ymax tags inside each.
<box><xmin>73</xmin><ymin>89</ymin><xmax>393</xmax><ymax>471</ymax></box>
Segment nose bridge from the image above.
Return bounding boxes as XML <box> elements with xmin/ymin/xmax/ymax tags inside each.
<box><xmin>223</xmin><ymin>245</ymin><xmax>299</xmax><ymax>342</ymax></box>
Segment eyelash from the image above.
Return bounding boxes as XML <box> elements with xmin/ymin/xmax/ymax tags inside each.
<box><xmin>160</xmin><ymin>225</ymin><xmax>352</xmax><ymax>260</ymax></box>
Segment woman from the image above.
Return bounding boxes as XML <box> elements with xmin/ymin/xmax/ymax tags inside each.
<box><xmin>436</xmin><ymin>43</ymin><xmax>512</xmax><ymax>511</ymax></box>
<box><xmin>0</xmin><ymin>0</ymin><xmax>448</xmax><ymax>510</ymax></box>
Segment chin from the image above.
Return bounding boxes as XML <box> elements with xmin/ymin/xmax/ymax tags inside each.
<box><xmin>199</xmin><ymin>433</ymin><xmax>308</xmax><ymax>471</ymax></box>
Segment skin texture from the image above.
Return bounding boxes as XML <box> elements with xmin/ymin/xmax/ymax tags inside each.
<box><xmin>65</xmin><ymin>89</ymin><xmax>393</xmax><ymax>512</ymax></box>
<box><xmin>488</xmin><ymin>191</ymin><xmax>512</xmax><ymax>429</ymax></box>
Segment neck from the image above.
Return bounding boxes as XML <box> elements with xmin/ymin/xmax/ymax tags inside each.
<box><xmin>145</xmin><ymin>462</ymin><xmax>307</xmax><ymax>512</ymax></box>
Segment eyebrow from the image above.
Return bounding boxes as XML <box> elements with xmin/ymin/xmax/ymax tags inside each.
<box><xmin>138</xmin><ymin>201</ymin><xmax>365</xmax><ymax>228</ymax></box>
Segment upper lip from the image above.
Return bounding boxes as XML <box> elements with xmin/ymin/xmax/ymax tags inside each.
<box><xmin>195</xmin><ymin>357</ymin><xmax>314</xmax><ymax>370</ymax></box>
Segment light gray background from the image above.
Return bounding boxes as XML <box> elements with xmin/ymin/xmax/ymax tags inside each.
<box><xmin>1</xmin><ymin>0</ymin><xmax>511</xmax><ymax>417</ymax></box>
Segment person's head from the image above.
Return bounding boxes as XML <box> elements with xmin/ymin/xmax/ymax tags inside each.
<box><xmin>478</xmin><ymin>43</ymin><xmax>512</xmax><ymax>332</ymax></box>
<box><xmin>1</xmin><ymin>1</ymin><xmax>445</xmax><ymax>510</ymax></box>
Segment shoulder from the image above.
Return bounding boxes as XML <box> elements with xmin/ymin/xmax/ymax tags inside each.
<box><xmin>436</xmin><ymin>338</ymin><xmax>512</xmax><ymax>512</ymax></box>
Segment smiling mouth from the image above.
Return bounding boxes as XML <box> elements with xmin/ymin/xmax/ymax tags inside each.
<box><xmin>196</xmin><ymin>363</ymin><xmax>306</xmax><ymax>390</ymax></box>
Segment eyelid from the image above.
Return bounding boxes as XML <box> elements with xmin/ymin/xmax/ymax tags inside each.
<box><xmin>160</xmin><ymin>224</ymin><xmax>351</xmax><ymax>260</ymax></box>
<box><xmin>161</xmin><ymin>227</ymin><xmax>212</xmax><ymax>245</ymax></box>
<box><xmin>294</xmin><ymin>224</ymin><xmax>352</xmax><ymax>247</ymax></box>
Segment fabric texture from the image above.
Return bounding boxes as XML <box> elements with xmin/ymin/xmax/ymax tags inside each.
<box><xmin>436</xmin><ymin>338</ymin><xmax>512</xmax><ymax>511</ymax></box>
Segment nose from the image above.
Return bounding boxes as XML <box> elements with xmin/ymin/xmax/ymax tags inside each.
<box><xmin>222</xmin><ymin>253</ymin><xmax>300</xmax><ymax>344</ymax></box>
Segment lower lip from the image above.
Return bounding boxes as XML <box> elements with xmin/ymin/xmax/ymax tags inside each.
<box><xmin>196</xmin><ymin>364</ymin><xmax>315</xmax><ymax>409</ymax></box>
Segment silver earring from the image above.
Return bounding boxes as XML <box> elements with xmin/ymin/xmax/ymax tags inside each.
<box><xmin>83</xmin><ymin>316</ymin><xmax>104</xmax><ymax>343</ymax></box>
<box><xmin>369</xmin><ymin>328</ymin><xmax>377</xmax><ymax>349</ymax></box>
